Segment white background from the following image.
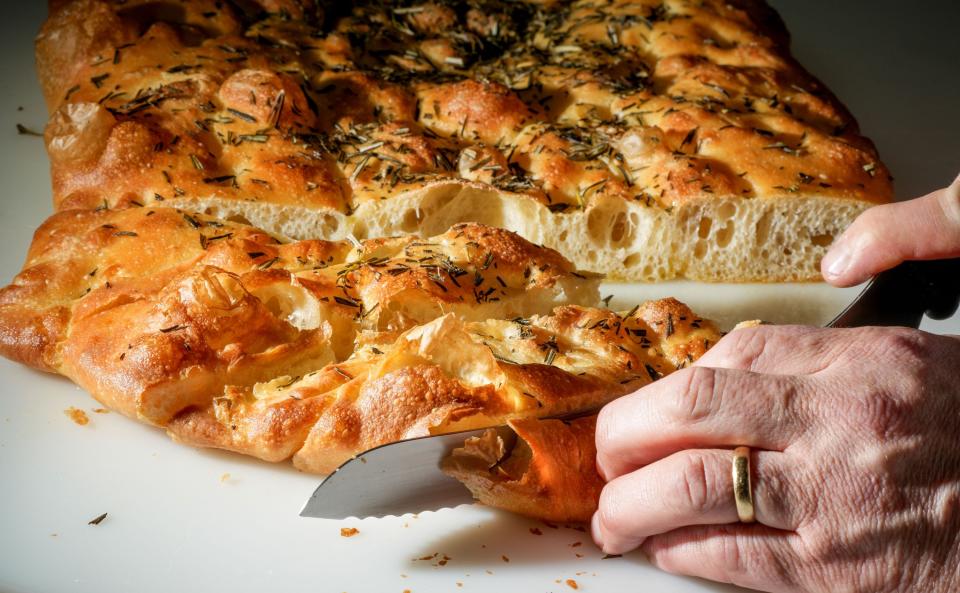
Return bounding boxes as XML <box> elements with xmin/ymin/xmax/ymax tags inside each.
<box><xmin>1</xmin><ymin>2</ymin><xmax>958</xmax><ymax>593</ymax></box>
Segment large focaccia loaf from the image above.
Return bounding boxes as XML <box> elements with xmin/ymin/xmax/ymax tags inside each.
<box><xmin>35</xmin><ymin>0</ymin><xmax>892</xmax><ymax>281</ymax></box>
<box><xmin>0</xmin><ymin>210</ymin><xmax>719</xmax><ymax>477</ymax></box>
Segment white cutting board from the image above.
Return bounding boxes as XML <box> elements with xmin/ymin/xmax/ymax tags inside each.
<box><xmin>1</xmin><ymin>3</ymin><xmax>958</xmax><ymax>593</ymax></box>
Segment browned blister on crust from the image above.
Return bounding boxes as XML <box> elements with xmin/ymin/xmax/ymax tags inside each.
<box><xmin>34</xmin><ymin>0</ymin><xmax>894</xmax><ymax>281</ymax></box>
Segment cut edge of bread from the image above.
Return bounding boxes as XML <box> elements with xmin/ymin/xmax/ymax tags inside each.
<box><xmin>168</xmin><ymin>181</ymin><xmax>870</xmax><ymax>283</ymax></box>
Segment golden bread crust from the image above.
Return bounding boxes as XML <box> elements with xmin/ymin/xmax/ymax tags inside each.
<box><xmin>166</xmin><ymin>296</ymin><xmax>720</xmax><ymax>474</ymax></box>
<box><xmin>34</xmin><ymin>0</ymin><xmax>893</xmax><ymax>281</ymax></box>
<box><xmin>0</xmin><ymin>210</ymin><xmax>598</xmax><ymax>426</ymax></box>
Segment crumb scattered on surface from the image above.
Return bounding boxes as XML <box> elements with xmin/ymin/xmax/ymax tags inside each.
<box><xmin>569</xmin><ymin>542</ymin><xmax>582</xmax><ymax>548</ymax></box>
<box><xmin>529</xmin><ymin>527</ymin><xmax>542</xmax><ymax>535</ymax></box>
<box><xmin>15</xmin><ymin>123</ymin><xmax>43</xmax><ymax>136</ymax></box>
<box><xmin>88</xmin><ymin>512</ymin><xmax>108</xmax><ymax>525</ymax></box>
<box><xmin>543</xmin><ymin>521</ymin><xmax>559</xmax><ymax>529</ymax></box>
<box><xmin>501</xmin><ymin>555</ymin><xmax>510</xmax><ymax>563</ymax></box>
<box><xmin>92</xmin><ymin>408</ymin><xmax>109</xmax><ymax>414</ymax></box>
<box><xmin>575</xmin><ymin>553</ymin><xmax>583</xmax><ymax>558</ymax></box>
<box><xmin>566</xmin><ymin>579</ymin><xmax>579</xmax><ymax>589</ymax></box>
<box><xmin>415</xmin><ymin>552</ymin><xmax>451</xmax><ymax>567</ymax></box>
<box><xmin>220</xmin><ymin>473</ymin><xmax>231</xmax><ymax>483</ymax></box>
<box><xmin>50</xmin><ymin>533</ymin><xmax>57</xmax><ymax>537</ymax></box>
<box><xmin>456</xmin><ymin>582</ymin><xmax>463</xmax><ymax>587</ymax></box>
<box><xmin>340</xmin><ymin>527</ymin><xmax>359</xmax><ymax>537</ymax></box>
<box><xmin>65</xmin><ymin>407</ymin><xmax>89</xmax><ymax>425</ymax></box>
<box><xmin>601</xmin><ymin>554</ymin><xmax>621</xmax><ymax>560</ymax></box>
<box><xmin>485</xmin><ymin>570</ymin><xmax>493</xmax><ymax>575</ymax></box>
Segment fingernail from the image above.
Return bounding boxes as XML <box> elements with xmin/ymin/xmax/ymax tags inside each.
<box><xmin>822</xmin><ymin>245</ymin><xmax>850</xmax><ymax>279</ymax></box>
<box><xmin>590</xmin><ymin>512</ymin><xmax>604</xmax><ymax>548</ymax></box>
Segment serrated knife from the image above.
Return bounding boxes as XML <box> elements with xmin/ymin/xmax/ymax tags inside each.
<box><xmin>300</xmin><ymin>258</ymin><xmax>960</xmax><ymax>520</ymax></box>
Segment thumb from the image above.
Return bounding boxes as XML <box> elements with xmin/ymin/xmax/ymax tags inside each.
<box><xmin>821</xmin><ymin>174</ymin><xmax>960</xmax><ymax>287</ymax></box>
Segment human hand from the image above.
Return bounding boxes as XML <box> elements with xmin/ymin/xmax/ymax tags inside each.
<box><xmin>591</xmin><ymin>324</ymin><xmax>960</xmax><ymax>592</ymax></box>
<box><xmin>821</xmin><ymin>174</ymin><xmax>960</xmax><ymax>286</ymax></box>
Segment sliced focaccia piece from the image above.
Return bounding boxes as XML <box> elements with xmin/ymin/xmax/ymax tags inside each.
<box><xmin>0</xmin><ymin>210</ymin><xmax>597</xmax><ymax>424</ymax></box>
<box><xmin>166</xmin><ymin>297</ymin><xmax>720</xmax><ymax>474</ymax></box>
<box><xmin>442</xmin><ymin>304</ymin><xmax>726</xmax><ymax>523</ymax></box>
<box><xmin>443</xmin><ymin>416</ymin><xmax>604</xmax><ymax>523</ymax></box>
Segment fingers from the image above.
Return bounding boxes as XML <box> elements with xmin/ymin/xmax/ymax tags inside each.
<box><xmin>596</xmin><ymin>366</ymin><xmax>809</xmax><ymax>480</ymax></box>
<box><xmin>591</xmin><ymin>448</ymin><xmax>802</xmax><ymax>555</ymax></box>
<box><xmin>821</xmin><ymin>176</ymin><xmax>960</xmax><ymax>287</ymax></box>
<box><xmin>694</xmin><ymin>324</ymin><xmax>836</xmax><ymax>375</ymax></box>
<box><xmin>641</xmin><ymin>524</ymin><xmax>803</xmax><ymax>592</ymax></box>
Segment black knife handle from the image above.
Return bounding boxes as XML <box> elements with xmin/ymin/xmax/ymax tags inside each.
<box><xmin>829</xmin><ymin>258</ymin><xmax>960</xmax><ymax>329</ymax></box>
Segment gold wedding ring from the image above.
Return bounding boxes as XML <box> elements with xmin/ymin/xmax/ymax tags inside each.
<box><xmin>732</xmin><ymin>446</ymin><xmax>756</xmax><ymax>523</ymax></box>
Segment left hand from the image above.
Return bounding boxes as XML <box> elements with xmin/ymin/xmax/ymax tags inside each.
<box><xmin>591</xmin><ymin>324</ymin><xmax>960</xmax><ymax>592</ymax></box>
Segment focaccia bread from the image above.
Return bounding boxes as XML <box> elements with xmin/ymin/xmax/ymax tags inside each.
<box><xmin>443</xmin><ymin>416</ymin><xmax>605</xmax><ymax>523</ymax></box>
<box><xmin>442</xmin><ymin>311</ymin><xmax>722</xmax><ymax>523</ymax></box>
<box><xmin>35</xmin><ymin>0</ymin><xmax>893</xmax><ymax>281</ymax></box>
<box><xmin>0</xmin><ymin>210</ymin><xmax>596</xmax><ymax>424</ymax></box>
<box><xmin>0</xmin><ymin>207</ymin><xmax>718</xmax><ymax>478</ymax></box>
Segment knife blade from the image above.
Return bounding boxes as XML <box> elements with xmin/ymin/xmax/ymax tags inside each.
<box><xmin>301</xmin><ymin>259</ymin><xmax>960</xmax><ymax>520</ymax></box>
<box><xmin>300</xmin><ymin>427</ymin><xmax>495</xmax><ymax>519</ymax></box>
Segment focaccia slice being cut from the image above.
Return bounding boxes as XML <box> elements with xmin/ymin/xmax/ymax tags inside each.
<box><xmin>442</xmin><ymin>308</ymin><xmax>727</xmax><ymax>523</ymax></box>
<box><xmin>444</xmin><ymin>416</ymin><xmax>603</xmax><ymax>523</ymax></box>
<box><xmin>0</xmin><ymin>209</ymin><xmax>597</xmax><ymax>424</ymax></box>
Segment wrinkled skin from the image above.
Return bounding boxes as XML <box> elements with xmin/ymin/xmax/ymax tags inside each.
<box><xmin>592</xmin><ymin>174</ymin><xmax>960</xmax><ymax>592</ymax></box>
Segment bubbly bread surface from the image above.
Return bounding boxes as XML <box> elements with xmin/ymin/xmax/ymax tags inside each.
<box><xmin>0</xmin><ymin>207</ymin><xmax>719</xmax><ymax>481</ymax></box>
<box><xmin>0</xmin><ymin>211</ymin><xmax>597</xmax><ymax>424</ymax></box>
<box><xmin>36</xmin><ymin>0</ymin><xmax>892</xmax><ymax>280</ymax></box>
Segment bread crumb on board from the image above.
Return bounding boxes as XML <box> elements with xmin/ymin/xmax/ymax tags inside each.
<box><xmin>340</xmin><ymin>527</ymin><xmax>359</xmax><ymax>537</ymax></box>
<box><xmin>92</xmin><ymin>408</ymin><xmax>109</xmax><ymax>414</ymax></box>
<box><xmin>529</xmin><ymin>527</ymin><xmax>543</xmax><ymax>535</ymax></box>
<box><xmin>64</xmin><ymin>407</ymin><xmax>89</xmax><ymax>425</ymax></box>
<box><xmin>566</xmin><ymin>578</ymin><xmax>579</xmax><ymax>589</ymax></box>
<box><xmin>220</xmin><ymin>472</ymin><xmax>231</xmax><ymax>483</ymax></box>
<box><xmin>88</xmin><ymin>512</ymin><xmax>108</xmax><ymax>525</ymax></box>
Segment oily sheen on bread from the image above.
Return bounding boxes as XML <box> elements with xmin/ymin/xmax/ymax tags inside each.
<box><xmin>35</xmin><ymin>0</ymin><xmax>892</xmax><ymax>281</ymax></box>
<box><xmin>0</xmin><ymin>209</ymin><xmax>717</xmax><ymax>480</ymax></box>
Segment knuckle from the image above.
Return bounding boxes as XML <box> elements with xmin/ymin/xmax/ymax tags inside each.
<box><xmin>596</xmin><ymin>487</ymin><xmax>628</xmax><ymax>539</ymax></box>
<box><xmin>709</xmin><ymin>526</ymin><xmax>748</xmax><ymax>579</ymax></box>
<box><xmin>594</xmin><ymin>405</ymin><xmax>615</xmax><ymax>451</ymax></box>
<box><xmin>714</xmin><ymin>528</ymin><xmax>795</xmax><ymax>590</ymax></box>
<box><xmin>865</xmin><ymin>327</ymin><xmax>932</xmax><ymax>368</ymax></box>
<box><xmin>714</xmin><ymin>325</ymin><xmax>776</xmax><ymax>370</ymax></box>
<box><xmin>844</xmin><ymin>387</ymin><xmax>904</xmax><ymax>441</ymax></box>
<box><xmin>670</xmin><ymin>366</ymin><xmax>721</xmax><ymax>423</ymax></box>
<box><xmin>673</xmin><ymin>453</ymin><xmax>713</xmax><ymax>514</ymax></box>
